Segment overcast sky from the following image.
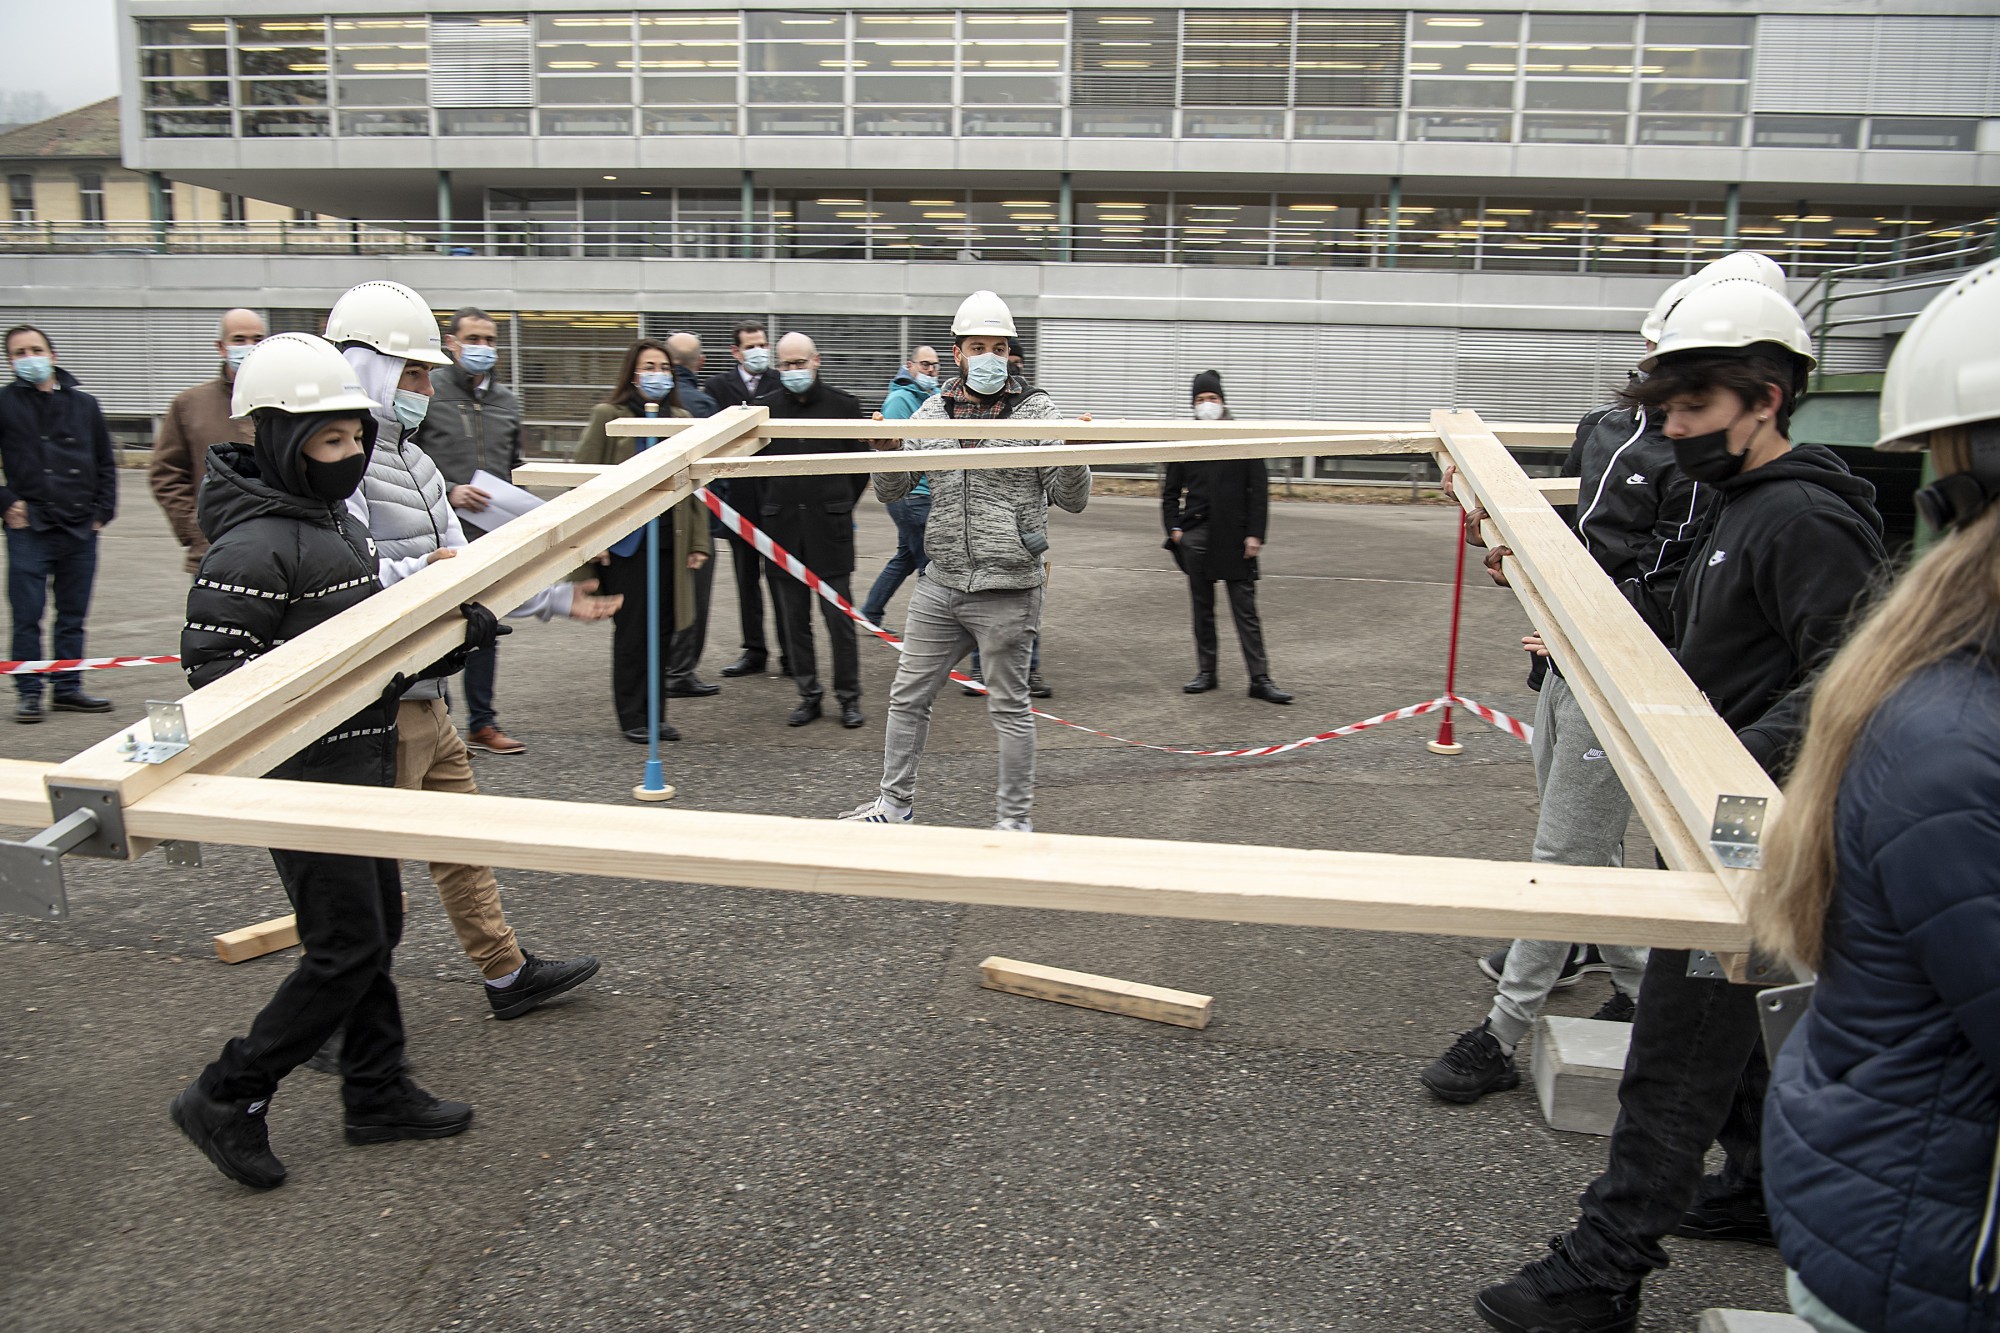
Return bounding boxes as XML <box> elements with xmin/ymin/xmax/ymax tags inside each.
<box><xmin>0</xmin><ymin>0</ymin><xmax>120</xmax><ymax>117</ymax></box>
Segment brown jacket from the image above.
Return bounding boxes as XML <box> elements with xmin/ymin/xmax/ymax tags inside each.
<box><xmin>574</xmin><ymin>400</ymin><xmax>712</xmax><ymax>631</ymax></box>
<box><xmin>151</xmin><ymin>377</ymin><xmax>252</xmax><ymax>571</ymax></box>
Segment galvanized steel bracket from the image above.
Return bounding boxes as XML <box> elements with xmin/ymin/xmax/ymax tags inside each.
<box><xmin>1709</xmin><ymin>794</ymin><xmax>1768</xmax><ymax>870</ymax></box>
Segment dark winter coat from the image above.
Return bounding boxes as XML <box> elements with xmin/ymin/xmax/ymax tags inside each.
<box><xmin>673</xmin><ymin>365</ymin><xmax>718</xmax><ymax>419</ymax></box>
<box><xmin>1161</xmin><ymin>457</ymin><xmax>1269</xmax><ymax>583</ymax></box>
<box><xmin>572</xmin><ymin>397</ymin><xmax>709</xmax><ymax>632</ymax></box>
<box><xmin>752</xmin><ymin>376</ymin><xmax>870</xmax><ymax>578</ymax></box>
<box><xmin>1560</xmin><ymin>404</ymin><xmax>1714</xmax><ymax>639</ymax></box>
<box><xmin>1765</xmin><ymin>647</ymin><xmax>2000</xmax><ymax>1333</ymax></box>
<box><xmin>702</xmin><ymin>364</ymin><xmax>780</xmax><ymax>524</ymax></box>
<box><xmin>182</xmin><ymin>423</ymin><xmax>395</xmax><ymax>786</ymax></box>
<box><xmin>416</xmin><ymin>363</ymin><xmax>523</xmax><ymax>491</ymax></box>
<box><xmin>1670</xmin><ymin>444</ymin><xmax>1886</xmax><ymax>779</ymax></box>
<box><xmin>0</xmin><ymin>368</ymin><xmax>117</xmax><ymax>537</ymax></box>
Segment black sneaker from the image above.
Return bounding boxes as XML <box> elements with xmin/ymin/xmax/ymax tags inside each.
<box><xmin>1420</xmin><ymin>1020</ymin><xmax>1520</xmax><ymax>1104</ymax></box>
<box><xmin>170</xmin><ymin>1083</ymin><xmax>287</xmax><ymax>1189</ymax></box>
<box><xmin>1027</xmin><ymin>672</ymin><xmax>1052</xmax><ymax>699</ymax></box>
<box><xmin>1674</xmin><ymin>1174</ymin><xmax>1776</xmax><ymax>1247</ymax></box>
<box><xmin>1475</xmin><ymin>1235</ymin><xmax>1642</xmax><ymax>1333</ymax></box>
<box><xmin>487</xmin><ymin>951</ymin><xmax>601</xmax><ymax>1020</ymax></box>
<box><xmin>1588</xmin><ymin>990</ymin><xmax>1636</xmax><ymax>1024</ymax></box>
<box><xmin>51</xmin><ymin>690</ymin><xmax>114</xmax><ymax>713</ymax></box>
<box><xmin>1479</xmin><ymin>944</ymin><xmax>1590</xmax><ymax>989</ymax></box>
<box><xmin>345</xmin><ymin>1079</ymin><xmax>474</xmax><ymax>1144</ymax></box>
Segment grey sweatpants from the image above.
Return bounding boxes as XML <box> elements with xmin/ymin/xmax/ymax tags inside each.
<box><xmin>880</xmin><ymin>572</ymin><xmax>1043</xmax><ymax>824</ymax></box>
<box><xmin>1487</xmin><ymin>671</ymin><xmax>1649</xmax><ymax>1047</ymax></box>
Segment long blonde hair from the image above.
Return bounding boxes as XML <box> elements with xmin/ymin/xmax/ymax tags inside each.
<box><xmin>1755</xmin><ymin>434</ymin><xmax>2000</xmax><ymax>968</ymax></box>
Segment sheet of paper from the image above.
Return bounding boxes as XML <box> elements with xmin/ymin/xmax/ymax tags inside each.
<box><xmin>454</xmin><ymin>468</ymin><xmax>544</xmax><ymax>531</ymax></box>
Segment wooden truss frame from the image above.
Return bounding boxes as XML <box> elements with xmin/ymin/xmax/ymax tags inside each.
<box><xmin>0</xmin><ymin>406</ymin><xmax>1773</xmax><ymax>958</ymax></box>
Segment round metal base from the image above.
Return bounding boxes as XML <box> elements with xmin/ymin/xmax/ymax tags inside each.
<box><xmin>1426</xmin><ymin>740</ymin><xmax>1465</xmax><ymax>756</ymax></box>
<box><xmin>632</xmin><ymin>784</ymin><xmax>677</xmax><ymax>803</ymax></box>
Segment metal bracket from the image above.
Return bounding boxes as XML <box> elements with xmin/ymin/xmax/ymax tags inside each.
<box><xmin>1687</xmin><ymin>949</ymin><xmax>1794</xmax><ymax>985</ymax></box>
<box><xmin>1709</xmin><ymin>794</ymin><xmax>1768</xmax><ymax>869</ymax></box>
<box><xmin>1758</xmin><ymin>980</ymin><xmax>1816</xmax><ymax>1059</ymax></box>
<box><xmin>128</xmin><ymin>700</ymin><xmax>190</xmax><ymax>765</ymax></box>
<box><xmin>46</xmin><ymin>785</ymin><xmax>130</xmax><ymax>860</ymax></box>
<box><xmin>162</xmin><ymin>840</ymin><xmax>202</xmax><ymax>867</ymax></box>
<box><xmin>0</xmin><ymin>808</ymin><xmax>99</xmax><ymax>919</ymax></box>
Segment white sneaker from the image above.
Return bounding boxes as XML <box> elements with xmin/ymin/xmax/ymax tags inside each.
<box><xmin>994</xmin><ymin>817</ymin><xmax>1033</xmax><ymax>833</ymax></box>
<box><xmin>837</xmin><ymin>797</ymin><xmax>913</xmax><ymax>824</ymax></box>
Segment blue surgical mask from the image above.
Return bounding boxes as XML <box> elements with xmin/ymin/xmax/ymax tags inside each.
<box><xmin>742</xmin><ymin>346</ymin><xmax>772</xmax><ymax>374</ymax></box>
<box><xmin>393</xmin><ymin>388</ymin><xmax>430</xmax><ymax>431</ymax></box>
<box><xmin>224</xmin><ymin>344</ymin><xmax>255</xmax><ymax>372</ymax></box>
<box><xmin>637</xmin><ymin>371</ymin><xmax>674</xmax><ymax>401</ymax></box>
<box><xmin>965</xmin><ymin>353</ymin><xmax>1009</xmax><ymax>396</ymax></box>
<box><xmin>12</xmin><ymin>355</ymin><xmax>53</xmax><ymax>385</ymax></box>
<box><xmin>914</xmin><ymin>373</ymin><xmax>939</xmax><ymax>393</ymax></box>
<box><xmin>458</xmin><ymin>344</ymin><xmax>498</xmax><ymax>374</ymax></box>
<box><xmin>780</xmin><ymin>368</ymin><xmax>816</xmax><ymax>395</ymax></box>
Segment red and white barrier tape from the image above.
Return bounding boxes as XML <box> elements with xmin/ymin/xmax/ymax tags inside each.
<box><xmin>696</xmin><ymin>486</ymin><xmax>1531</xmax><ymax>755</ymax></box>
<box><xmin>1</xmin><ymin>653</ymin><xmax>180</xmax><ymax>677</ymax></box>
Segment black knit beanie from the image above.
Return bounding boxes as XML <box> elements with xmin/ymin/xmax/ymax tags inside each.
<box><xmin>1191</xmin><ymin>369</ymin><xmax>1225</xmax><ymax>403</ymax></box>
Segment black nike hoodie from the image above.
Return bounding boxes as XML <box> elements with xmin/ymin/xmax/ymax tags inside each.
<box><xmin>1670</xmin><ymin>443</ymin><xmax>1887</xmax><ymax>780</ymax></box>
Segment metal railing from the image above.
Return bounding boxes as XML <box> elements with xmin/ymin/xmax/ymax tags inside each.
<box><xmin>5</xmin><ymin>216</ymin><xmax>1993</xmax><ymax>280</ymax></box>
<box><xmin>1795</xmin><ymin>227</ymin><xmax>2000</xmax><ymax>384</ymax></box>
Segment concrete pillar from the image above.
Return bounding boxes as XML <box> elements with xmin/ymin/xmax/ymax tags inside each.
<box><xmin>739</xmin><ymin>169</ymin><xmax>755</xmax><ymax>258</ymax></box>
<box><xmin>1057</xmin><ymin>170</ymin><xmax>1073</xmax><ymax>263</ymax></box>
<box><xmin>436</xmin><ymin>169</ymin><xmax>452</xmax><ymax>252</ymax></box>
<box><xmin>1385</xmin><ymin>176</ymin><xmax>1402</xmax><ymax>269</ymax></box>
<box><xmin>1724</xmin><ymin>182</ymin><xmax>1741</xmax><ymax>249</ymax></box>
<box><xmin>148</xmin><ymin>171</ymin><xmax>170</xmax><ymax>247</ymax></box>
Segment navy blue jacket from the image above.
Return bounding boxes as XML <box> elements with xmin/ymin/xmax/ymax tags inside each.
<box><xmin>0</xmin><ymin>368</ymin><xmax>117</xmax><ymax>537</ymax></box>
<box><xmin>1765</xmin><ymin>648</ymin><xmax>2000</xmax><ymax>1333</ymax></box>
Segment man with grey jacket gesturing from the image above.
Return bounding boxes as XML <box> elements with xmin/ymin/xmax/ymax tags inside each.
<box><xmin>839</xmin><ymin>291</ymin><xmax>1089</xmax><ymax>833</ymax></box>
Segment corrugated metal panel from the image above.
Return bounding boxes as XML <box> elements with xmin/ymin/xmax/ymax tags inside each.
<box><xmin>1456</xmin><ymin>329</ymin><xmax>1626</xmax><ymax>421</ymax></box>
<box><xmin>1755</xmin><ymin>15</ymin><xmax>2000</xmax><ymax>116</ymax></box>
<box><xmin>1071</xmin><ymin>10</ymin><xmax>1179</xmax><ymax>107</ymax></box>
<box><xmin>0</xmin><ymin>306</ymin><xmax>221</xmax><ymax>417</ymax></box>
<box><xmin>1818</xmin><ymin>335</ymin><xmax>1889</xmax><ymax>375</ymax></box>
<box><xmin>1293</xmin><ymin>11</ymin><xmax>1403</xmax><ymax>110</ymax></box>
<box><xmin>430</xmin><ymin>17</ymin><xmax>533</xmax><ymax>109</ymax></box>
<box><xmin>1317</xmin><ymin>324</ymin><xmax>1455</xmax><ymax>418</ymax></box>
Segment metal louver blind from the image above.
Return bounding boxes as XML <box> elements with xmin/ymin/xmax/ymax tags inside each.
<box><xmin>1755</xmin><ymin>16</ymin><xmax>2000</xmax><ymax>116</ymax></box>
<box><xmin>266</xmin><ymin>308</ymin><xmax>330</xmax><ymax>336</ymax></box>
<box><xmin>1181</xmin><ymin>11</ymin><xmax>1292</xmax><ymax>108</ymax></box>
<box><xmin>1</xmin><ymin>307</ymin><xmax>221</xmax><ymax>417</ymax></box>
<box><xmin>1454</xmin><ymin>329</ymin><xmax>1624</xmax><ymax>421</ymax></box>
<box><xmin>1818</xmin><ymin>335</ymin><xmax>1890</xmax><ymax>376</ymax></box>
<box><xmin>430</xmin><ymin>17</ymin><xmax>533</xmax><ymax>108</ymax></box>
<box><xmin>1293</xmin><ymin>11</ymin><xmax>1403</xmax><ymax>110</ymax></box>
<box><xmin>1071</xmin><ymin>10</ymin><xmax>1179</xmax><ymax>107</ymax></box>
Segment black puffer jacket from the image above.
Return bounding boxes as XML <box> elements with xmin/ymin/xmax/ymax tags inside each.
<box><xmin>183</xmin><ymin>416</ymin><xmax>394</xmax><ymax>784</ymax></box>
<box><xmin>1561</xmin><ymin>404</ymin><xmax>1714</xmax><ymax>638</ymax></box>
<box><xmin>1766</xmin><ymin>647</ymin><xmax>2000</xmax><ymax>1333</ymax></box>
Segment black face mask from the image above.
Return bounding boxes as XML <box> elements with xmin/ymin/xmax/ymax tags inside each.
<box><xmin>302</xmin><ymin>450</ymin><xmax>368</xmax><ymax>503</ymax></box>
<box><xmin>1672</xmin><ymin>414</ymin><xmax>1756</xmax><ymax>485</ymax></box>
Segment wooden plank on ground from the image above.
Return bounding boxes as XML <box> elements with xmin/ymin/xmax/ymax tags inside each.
<box><xmin>1434</xmin><ymin>409</ymin><xmax>1779</xmax><ymax>902</ymax></box>
<box><xmin>213</xmin><ymin>913</ymin><xmax>299</xmax><ymax>964</ymax></box>
<box><xmin>42</xmin><ymin>407</ymin><xmax>768</xmax><ymax>815</ymax></box>
<box><xmin>979</xmin><ymin>956</ymin><xmax>1213</xmax><ymax>1029</ymax></box>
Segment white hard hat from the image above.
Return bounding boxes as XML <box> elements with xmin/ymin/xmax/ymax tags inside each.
<box><xmin>324</xmin><ymin>279</ymin><xmax>451</xmax><ymax>365</ymax></box>
<box><xmin>1639</xmin><ymin>251</ymin><xmax>1789</xmax><ymax>342</ymax></box>
<box><xmin>230</xmin><ymin>332</ymin><xmax>381</xmax><ymax>418</ymax></box>
<box><xmin>1877</xmin><ymin>259</ymin><xmax>2000</xmax><ymax>450</ymax></box>
<box><xmin>951</xmin><ymin>289</ymin><xmax>1017</xmax><ymax>339</ymax></box>
<box><xmin>1638</xmin><ymin>278</ymin><xmax>1817</xmax><ymax>374</ymax></box>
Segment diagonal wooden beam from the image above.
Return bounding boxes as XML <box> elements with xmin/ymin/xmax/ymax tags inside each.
<box><xmin>42</xmin><ymin>407</ymin><xmax>768</xmax><ymax>818</ymax></box>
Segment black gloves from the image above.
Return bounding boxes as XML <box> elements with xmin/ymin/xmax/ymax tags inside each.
<box><xmin>412</xmin><ymin>601</ymin><xmax>512</xmax><ymax>684</ymax></box>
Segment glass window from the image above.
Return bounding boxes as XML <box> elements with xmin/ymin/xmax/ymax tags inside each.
<box><xmin>771</xmin><ymin>192</ymin><xmax>867</xmax><ymax>258</ymax></box>
<box><xmin>1641</xmin><ymin>82</ymin><xmax>1744</xmax><ymax>115</ymax></box>
<box><xmin>1408</xmin><ymin>112</ymin><xmax>1513</xmax><ymax>143</ymax></box>
<box><xmin>960</xmin><ymin>107</ymin><xmax>1061</xmax><ymax>135</ymax></box>
<box><xmin>641</xmin><ymin>107</ymin><xmax>737</xmax><ymax>135</ymax></box>
<box><xmin>969</xmin><ymin>191</ymin><xmax>1061</xmax><ymax>259</ymax></box>
<box><xmin>960</xmin><ymin>74</ymin><xmax>1061</xmax><ymax>104</ymax></box>
<box><xmin>332</xmin><ymin>16</ymin><xmax>428</xmax><ymax>77</ymax></box>
<box><xmin>1477</xmin><ymin>196</ymin><xmax>1593</xmax><ymax>271</ymax></box>
<box><xmin>141</xmin><ymin>18</ymin><xmax>231</xmax><ymax>45</ymax></box>
<box><xmin>1173</xmin><ymin>195</ymin><xmax>1272</xmax><ymax>265</ymax></box>
<box><xmin>76</xmin><ymin>172</ymin><xmax>104</xmax><ymax>224</ymax></box>
<box><xmin>244</xmin><ymin>80</ymin><xmax>327</xmax><ymax>107</ymax></box>
<box><xmin>1182</xmin><ymin>109</ymin><xmax>1285</xmax><ymax>138</ymax></box>
<box><xmin>1752</xmin><ymin>115</ymin><xmax>1859</xmax><ymax>150</ymax></box>
<box><xmin>1636</xmin><ymin>116</ymin><xmax>1741</xmax><ymax>147</ymax></box>
<box><xmin>1367</xmin><ymin>196</ymin><xmax>1479</xmax><ymax>269</ymax></box>
<box><xmin>855</xmin><ymin>75</ymin><xmax>952</xmax><ymax>104</ymax></box>
<box><xmin>642</xmin><ymin>75</ymin><xmax>739</xmax><ymax>105</ymax></box>
<box><xmin>1071</xmin><ymin>106</ymin><xmax>1172</xmax><ymax>137</ymax></box>
<box><xmin>1181</xmin><ymin>9</ymin><xmax>1289</xmax><ymax>108</ymax></box>
<box><xmin>1410</xmin><ymin>13</ymin><xmax>1521</xmax><ymax>76</ymax></box>
<box><xmin>746</xmin><ymin>11</ymin><xmax>843</xmax><ymax>42</ymax></box>
<box><xmin>145</xmin><ymin>80</ymin><xmax>231</xmax><ymax>108</ymax></box>
<box><xmin>1523</xmin><ymin>82</ymin><xmax>1628</xmax><ymax>112</ymax></box>
<box><xmin>870</xmin><ymin>190</ymin><xmax>973</xmax><ymax>259</ymax></box>
<box><xmin>1070</xmin><ymin>11</ymin><xmax>1177</xmax><ymax>107</ymax></box>
<box><xmin>536</xmin><ymin>14</ymin><xmax>631</xmax><ymax>74</ymax></box>
<box><xmin>236</xmin><ymin>18</ymin><xmax>329</xmax><ymax>81</ymax></box>
<box><xmin>1522</xmin><ymin>113</ymin><xmax>1627</xmax><ymax>145</ymax></box>
<box><xmin>243</xmin><ymin>108</ymin><xmax>330</xmax><ymax>137</ymax></box>
<box><xmin>747</xmin><ymin>106</ymin><xmax>844</xmax><ymax>134</ymax></box>
<box><xmin>541</xmin><ymin>108</ymin><xmax>632</xmax><ymax>135</ymax></box>
<box><xmin>1273</xmin><ymin>195</ymin><xmax>1367</xmax><ymax>267</ymax></box>
<box><xmin>1293</xmin><ymin>12</ymin><xmax>1402</xmax><ymax>109</ymax></box>
<box><xmin>854</xmin><ymin>106</ymin><xmax>953</xmax><ymax>136</ymax></box>
<box><xmin>638</xmin><ymin>13</ymin><xmax>740</xmax><ymax>74</ymax></box>
<box><xmin>747</xmin><ymin>76</ymin><xmax>842</xmax><ymax>104</ymax></box>
<box><xmin>852</xmin><ymin>12</ymin><xmax>958</xmax><ymax>75</ymax></box>
<box><xmin>338</xmin><ymin>76</ymin><xmax>426</xmax><ymax>106</ymax></box>
<box><xmin>1581</xmin><ymin>199</ymin><xmax>1701</xmax><ymax>275</ymax></box>
<box><xmin>440</xmin><ymin>108</ymin><xmax>532</xmax><ymax>136</ymax></box>
<box><xmin>145</xmin><ymin>111</ymin><xmax>233</xmax><ymax>138</ymax></box>
<box><xmin>9</xmin><ymin>174</ymin><xmax>33</xmax><ymax>223</ymax></box>
<box><xmin>1869</xmin><ymin>117</ymin><xmax>1977</xmax><ymax>152</ymax></box>
<box><xmin>340</xmin><ymin>108</ymin><xmax>429</xmax><ymax>136</ymax></box>
<box><xmin>1411</xmin><ymin>80</ymin><xmax>1514</xmax><ymax>110</ymax></box>
<box><xmin>143</xmin><ymin>47</ymin><xmax>228</xmax><ymax>79</ymax></box>
<box><xmin>1075</xmin><ymin>192</ymin><xmax>1167</xmax><ymax>263</ymax></box>
<box><xmin>1641</xmin><ymin>17</ymin><xmax>1750</xmax><ymax>80</ymax></box>
<box><xmin>539</xmin><ymin>76</ymin><xmax>633</xmax><ymax>105</ymax></box>
<box><xmin>1294</xmin><ymin>110</ymin><xmax>1397</xmax><ymax>140</ymax></box>
<box><xmin>746</xmin><ymin>41</ymin><xmax>849</xmax><ymax>73</ymax></box>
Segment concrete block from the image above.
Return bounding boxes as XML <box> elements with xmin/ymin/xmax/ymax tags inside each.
<box><xmin>1697</xmin><ymin>1310</ymin><xmax>1813</xmax><ymax>1332</ymax></box>
<box><xmin>1532</xmin><ymin>1015</ymin><xmax>1631</xmax><ymax>1136</ymax></box>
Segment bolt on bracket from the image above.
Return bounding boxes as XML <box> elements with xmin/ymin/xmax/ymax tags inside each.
<box><xmin>1709</xmin><ymin>793</ymin><xmax>1767</xmax><ymax>870</ymax></box>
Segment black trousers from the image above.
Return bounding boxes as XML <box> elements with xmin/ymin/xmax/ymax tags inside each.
<box><xmin>667</xmin><ymin>540</ymin><xmax>714</xmax><ymax>686</ymax></box>
<box><xmin>598</xmin><ymin>540</ymin><xmax>677</xmax><ymax>732</ymax></box>
<box><xmin>725</xmin><ymin>528</ymin><xmax>772</xmax><ymax>659</ymax></box>
<box><xmin>1182</xmin><ymin>526</ymin><xmax>1269</xmax><ymax>680</ymax></box>
<box><xmin>1565</xmin><ymin>947</ymin><xmax>1769</xmax><ymax>1285</ymax></box>
<box><xmin>772</xmin><ymin>571</ymin><xmax>860</xmax><ymax>705</ymax></box>
<box><xmin>202</xmin><ymin>728</ymin><xmax>406</xmax><ymax>1112</ymax></box>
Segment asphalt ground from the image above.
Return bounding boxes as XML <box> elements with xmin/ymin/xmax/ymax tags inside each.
<box><xmin>1</xmin><ymin>472</ymin><xmax>1784</xmax><ymax>1332</ymax></box>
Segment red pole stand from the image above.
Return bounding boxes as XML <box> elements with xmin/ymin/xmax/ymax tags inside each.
<box><xmin>1428</xmin><ymin>507</ymin><xmax>1469</xmax><ymax>756</ymax></box>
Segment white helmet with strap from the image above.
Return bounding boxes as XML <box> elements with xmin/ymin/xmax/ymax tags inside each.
<box><xmin>1877</xmin><ymin>258</ymin><xmax>2000</xmax><ymax>450</ymax></box>
<box><xmin>1638</xmin><ymin>277</ymin><xmax>1816</xmax><ymax>374</ymax></box>
<box><xmin>323</xmin><ymin>280</ymin><xmax>451</xmax><ymax>366</ymax></box>
<box><xmin>1640</xmin><ymin>251</ymin><xmax>1789</xmax><ymax>342</ymax></box>
<box><xmin>951</xmin><ymin>289</ymin><xmax>1017</xmax><ymax>339</ymax></box>
<box><xmin>229</xmin><ymin>332</ymin><xmax>381</xmax><ymax>418</ymax></box>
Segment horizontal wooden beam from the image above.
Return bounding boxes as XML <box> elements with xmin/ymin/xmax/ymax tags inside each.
<box><xmin>0</xmin><ymin>760</ymin><xmax>1749</xmax><ymax>950</ymax></box>
<box><xmin>603</xmin><ymin>416</ymin><xmax>1575</xmax><ymax>446</ymax></box>
<box><xmin>1532</xmin><ymin>477</ymin><xmax>1581</xmax><ymax>504</ymax></box>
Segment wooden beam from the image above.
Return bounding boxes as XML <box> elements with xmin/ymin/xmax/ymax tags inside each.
<box><xmin>1434</xmin><ymin>409</ymin><xmax>1778</xmax><ymax>903</ymax></box>
<box><xmin>1532</xmin><ymin>477</ymin><xmax>1581</xmax><ymax>504</ymax></box>
<box><xmin>979</xmin><ymin>956</ymin><xmax>1214</xmax><ymax>1029</ymax></box>
<box><xmin>601</xmin><ymin>417</ymin><xmax>1576</xmax><ymax>447</ymax></box>
<box><xmin>213</xmin><ymin>913</ymin><xmax>299</xmax><ymax>964</ymax></box>
<box><xmin>41</xmin><ymin>408</ymin><xmax>768</xmax><ymax>817</ymax></box>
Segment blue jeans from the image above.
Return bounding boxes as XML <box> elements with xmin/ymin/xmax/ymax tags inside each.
<box><xmin>861</xmin><ymin>492</ymin><xmax>931</xmax><ymax>625</ymax></box>
<box><xmin>459</xmin><ymin>640</ymin><xmax>497</xmax><ymax>732</ymax></box>
<box><xmin>7</xmin><ymin>526</ymin><xmax>97</xmax><ymax>699</ymax></box>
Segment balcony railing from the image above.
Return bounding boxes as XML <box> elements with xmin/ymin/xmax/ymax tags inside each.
<box><xmin>3</xmin><ymin>216</ymin><xmax>1992</xmax><ymax>279</ymax></box>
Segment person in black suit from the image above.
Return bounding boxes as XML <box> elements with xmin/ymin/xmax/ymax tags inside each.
<box><xmin>700</xmin><ymin>319</ymin><xmax>785</xmax><ymax>678</ymax></box>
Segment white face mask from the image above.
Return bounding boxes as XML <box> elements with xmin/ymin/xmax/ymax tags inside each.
<box><xmin>742</xmin><ymin>346</ymin><xmax>772</xmax><ymax>374</ymax></box>
<box><xmin>1193</xmin><ymin>401</ymin><xmax>1225</xmax><ymax>421</ymax></box>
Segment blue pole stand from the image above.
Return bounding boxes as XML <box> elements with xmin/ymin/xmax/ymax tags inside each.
<box><xmin>631</xmin><ymin>406</ymin><xmax>675</xmax><ymax>803</ymax></box>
